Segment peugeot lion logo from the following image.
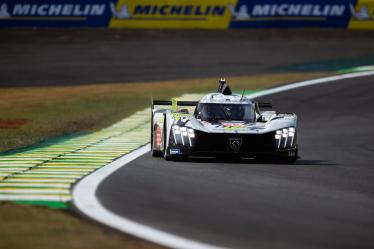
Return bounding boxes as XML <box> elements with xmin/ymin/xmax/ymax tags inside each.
<box><xmin>228</xmin><ymin>138</ymin><xmax>242</xmax><ymax>152</ymax></box>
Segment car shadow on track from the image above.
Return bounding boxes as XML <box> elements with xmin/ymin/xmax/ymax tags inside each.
<box><xmin>166</xmin><ymin>156</ymin><xmax>336</xmax><ymax>166</ymax></box>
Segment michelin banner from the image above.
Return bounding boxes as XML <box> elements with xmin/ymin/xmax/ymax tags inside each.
<box><xmin>230</xmin><ymin>0</ymin><xmax>355</xmax><ymax>28</ymax></box>
<box><xmin>110</xmin><ymin>0</ymin><xmax>233</xmax><ymax>29</ymax></box>
<box><xmin>349</xmin><ymin>0</ymin><xmax>374</xmax><ymax>29</ymax></box>
<box><xmin>0</xmin><ymin>0</ymin><xmax>373</xmax><ymax>29</ymax></box>
<box><xmin>0</xmin><ymin>0</ymin><xmax>112</xmax><ymax>27</ymax></box>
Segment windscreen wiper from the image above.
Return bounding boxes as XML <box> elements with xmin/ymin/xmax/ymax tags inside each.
<box><xmin>219</xmin><ymin>105</ymin><xmax>231</xmax><ymax>120</ymax></box>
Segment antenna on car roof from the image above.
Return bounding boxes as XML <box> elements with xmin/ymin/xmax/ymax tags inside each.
<box><xmin>240</xmin><ymin>89</ymin><xmax>245</xmax><ymax>100</ymax></box>
<box><xmin>217</xmin><ymin>78</ymin><xmax>232</xmax><ymax>95</ymax></box>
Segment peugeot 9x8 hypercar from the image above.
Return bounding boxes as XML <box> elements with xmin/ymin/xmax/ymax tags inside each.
<box><xmin>151</xmin><ymin>79</ymin><xmax>298</xmax><ymax>163</ymax></box>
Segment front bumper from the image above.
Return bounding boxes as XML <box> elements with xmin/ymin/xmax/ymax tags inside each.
<box><xmin>168</xmin><ymin>146</ymin><xmax>297</xmax><ymax>158</ymax></box>
<box><xmin>168</xmin><ymin>130</ymin><xmax>298</xmax><ymax>158</ymax></box>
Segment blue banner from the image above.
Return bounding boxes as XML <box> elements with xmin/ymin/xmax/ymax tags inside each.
<box><xmin>0</xmin><ymin>0</ymin><xmax>113</xmax><ymax>27</ymax></box>
<box><xmin>229</xmin><ymin>0</ymin><xmax>357</xmax><ymax>29</ymax></box>
<box><xmin>0</xmin><ymin>0</ymin><xmax>364</xmax><ymax>29</ymax></box>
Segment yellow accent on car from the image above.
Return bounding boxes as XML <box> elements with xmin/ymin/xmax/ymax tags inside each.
<box><xmin>172</xmin><ymin>98</ymin><xmax>178</xmax><ymax>111</ymax></box>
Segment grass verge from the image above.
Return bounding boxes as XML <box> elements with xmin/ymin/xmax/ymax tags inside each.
<box><xmin>0</xmin><ymin>202</ymin><xmax>164</xmax><ymax>249</ymax></box>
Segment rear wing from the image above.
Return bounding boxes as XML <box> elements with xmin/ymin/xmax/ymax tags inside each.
<box><xmin>257</xmin><ymin>102</ymin><xmax>272</xmax><ymax>109</ymax></box>
<box><xmin>255</xmin><ymin>102</ymin><xmax>273</xmax><ymax>113</ymax></box>
<box><xmin>152</xmin><ymin>99</ymin><xmax>198</xmax><ymax>110</ymax></box>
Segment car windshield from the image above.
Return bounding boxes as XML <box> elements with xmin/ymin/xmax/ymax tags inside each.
<box><xmin>194</xmin><ymin>103</ymin><xmax>255</xmax><ymax>122</ymax></box>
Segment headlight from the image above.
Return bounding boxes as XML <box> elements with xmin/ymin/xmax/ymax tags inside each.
<box><xmin>172</xmin><ymin>126</ymin><xmax>195</xmax><ymax>146</ymax></box>
<box><xmin>274</xmin><ymin>127</ymin><xmax>296</xmax><ymax>149</ymax></box>
<box><xmin>173</xmin><ymin>125</ymin><xmax>181</xmax><ymax>134</ymax></box>
<box><xmin>188</xmin><ymin>128</ymin><xmax>195</xmax><ymax>138</ymax></box>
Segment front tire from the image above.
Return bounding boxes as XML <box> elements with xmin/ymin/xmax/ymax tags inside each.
<box><xmin>152</xmin><ymin>148</ymin><xmax>163</xmax><ymax>157</ymax></box>
<box><xmin>164</xmin><ymin>152</ymin><xmax>174</xmax><ymax>161</ymax></box>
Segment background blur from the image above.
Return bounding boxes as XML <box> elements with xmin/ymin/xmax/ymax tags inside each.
<box><xmin>1</xmin><ymin>1</ymin><xmax>374</xmax><ymax>249</ymax></box>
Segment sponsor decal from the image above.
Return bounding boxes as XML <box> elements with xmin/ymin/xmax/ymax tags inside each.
<box><xmin>220</xmin><ymin>121</ymin><xmax>246</xmax><ymax>127</ymax></box>
<box><xmin>170</xmin><ymin>148</ymin><xmax>181</xmax><ymax>155</ymax></box>
<box><xmin>170</xmin><ymin>113</ymin><xmax>191</xmax><ymax>123</ymax></box>
<box><xmin>0</xmin><ymin>0</ymin><xmax>112</xmax><ymax>27</ymax></box>
<box><xmin>219</xmin><ymin>121</ymin><xmax>247</xmax><ymax>130</ymax></box>
<box><xmin>109</xmin><ymin>0</ymin><xmax>235</xmax><ymax>29</ymax></box>
<box><xmin>228</xmin><ymin>137</ymin><xmax>242</xmax><ymax>152</ymax></box>
<box><xmin>170</xmin><ymin>113</ymin><xmax>182</xmax><ymax>122</ymax></box>
<box><xmin>249</xmin><ymin>125</ymin><xmax>266</xmax><ymax>130</ymax></box>
<box><xmin>349</xmin><ymin>0</ymin><xmax>374</xmax><ymax>29</ymax></box>
<box><xmin>230</xmin><ymin>0</ymin><xmax>355</xmax><ymax>28</ymax></box>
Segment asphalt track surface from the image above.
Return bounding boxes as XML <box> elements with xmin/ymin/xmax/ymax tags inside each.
<box><xmin>97</xmin><ymin>75</ymin><xmax>374</xmax><ymax>249</ymax></box>
<box><xmin>2</xmin><ymin>29</ymin><xmax>374</xmax><ymax>87</ymax></box>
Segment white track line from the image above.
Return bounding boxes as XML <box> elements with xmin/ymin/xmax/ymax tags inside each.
<box><xmin>248</xmin><ymin>71</ymin><xmax>374</xmax><ymax>99</ymax></box>
<box><xmin>74</xmin><ymin>145</ymin><xmax>225</xmax><ymax>249</ymax></box>
<box><xmin>73</xmin><ymin>71</ymin><xmax>374</xmax><ymax>249</ymax></box>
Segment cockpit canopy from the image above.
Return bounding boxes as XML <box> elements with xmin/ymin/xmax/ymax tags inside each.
<box><xmin>194</xmin><ymin>103</ymin><xmax>255</xmax><ymax>122</ymax></box>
